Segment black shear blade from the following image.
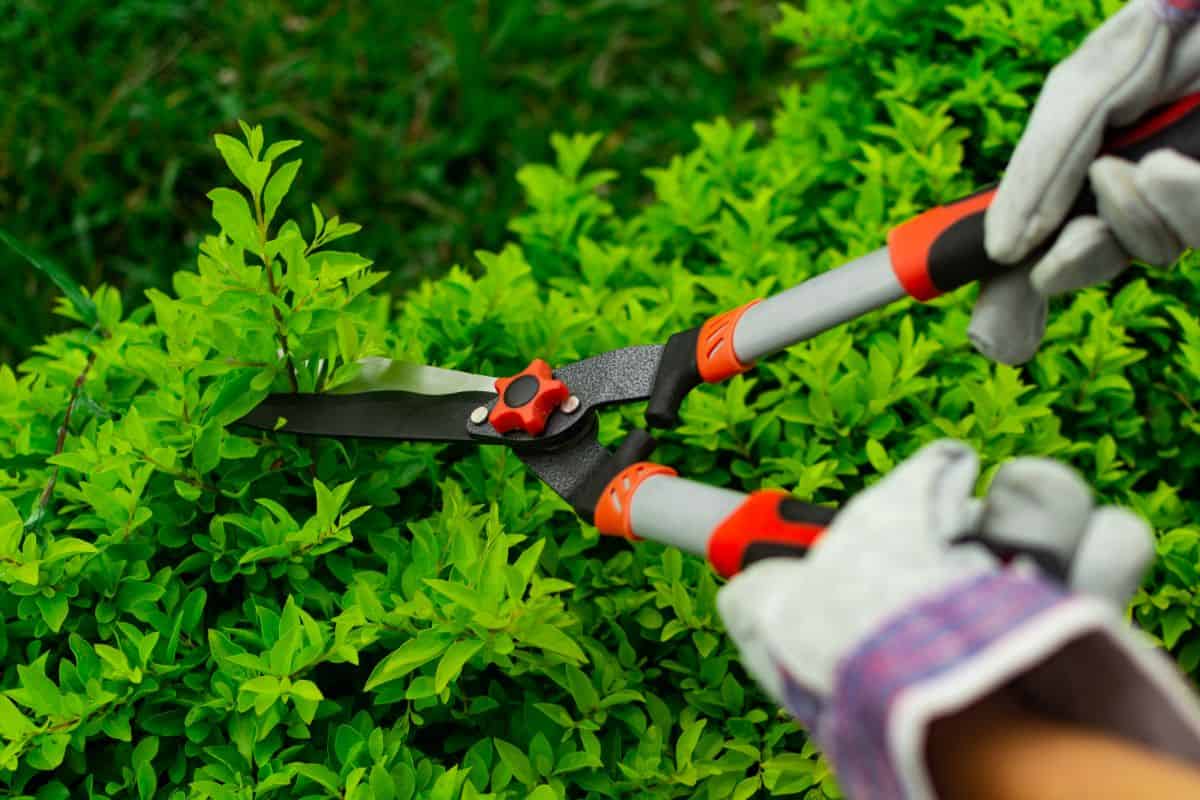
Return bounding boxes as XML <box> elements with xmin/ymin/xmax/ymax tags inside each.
<box><xmin>235</xmin><ymin>390</ymin><xmax>497</xmax><ymax>443</ymax></box>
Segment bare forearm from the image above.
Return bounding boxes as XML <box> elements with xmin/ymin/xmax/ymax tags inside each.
<box><xmin>927</xmin><ymin>689</ymin><xmax>1200</xmax><ymax>799</ymax></box>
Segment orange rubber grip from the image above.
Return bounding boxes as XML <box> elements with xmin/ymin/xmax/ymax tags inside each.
<box><xmin>707</xmin><ymin>490</ymin><xmax>834</xmax><ymax>579</ymax></box>
<box><xmin>887</xmin><ymin>189</ymin><xmax>996</xmax><ymax>302</ymax></box>
<box><xmin>594</xmin><ymin>462</ymin><xmax>678</xmax><ymax>540</ymax></box>
<box><xmin>887</xmin><ymin>92</ymin><xmax>1200</xmax><ymax>302</ymax></box>
<box><xmin>697</xmin><ymin>300</ymin><xmax>761</xmax><ymax>383</ymax></box>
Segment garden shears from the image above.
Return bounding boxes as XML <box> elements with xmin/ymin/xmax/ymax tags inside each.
<box><xmin>235</xmin><ymin>94</ymin><xmax>1200</xmax><ymax>579</ymax></box>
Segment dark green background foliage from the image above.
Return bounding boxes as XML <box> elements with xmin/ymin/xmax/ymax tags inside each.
<box><xmin>5</xmin><ymin>1</ymin><xmax>1200</xmax><ymax>798</ymax></box>
<box><xmin>0</xmin><ymin>0</ymin><xmax>784</xmax><ymax>362</ymax></box>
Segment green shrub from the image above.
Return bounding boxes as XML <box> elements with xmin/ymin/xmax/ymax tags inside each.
<box><xmin>4</xmin><ymin>1</ymin><xmax>1200</xmax><ymax>798</ymax></box>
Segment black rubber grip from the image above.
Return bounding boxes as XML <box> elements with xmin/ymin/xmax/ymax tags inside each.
<box><xmin>645</xmin><ymin>327</ymin><xmax>702</xmax><ymax>429</ymax></box>
<box><xmin>924</xmin><ymin>93</ymin><xmax>1200</xmax><ymax>295</ymax></box>
<box><xmin>778</xmin><ymin>498</ymin><xmax>838</xmax><ymax>526</ymax></box>
<box><xmin>730</xmin><ymin>498</ymin><xmax>1070</xmax><ymax>585</ymax></box>
<box><xmin>741</xmin><ymin>540</ymin><xmax>815</xmax><ymax>571</ymax></box>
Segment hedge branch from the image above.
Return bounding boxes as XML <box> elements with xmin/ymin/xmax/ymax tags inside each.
<box><xmin>29</xmin><ymin>349</ymin><xmax>97</xmax><ymax>529</ymax></box>
<box><xmin>254</xmin><ymin>192</ymin><xmax>300</xmax><ymax>393</ymax></box>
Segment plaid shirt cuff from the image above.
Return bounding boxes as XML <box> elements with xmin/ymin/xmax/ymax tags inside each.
<box><xmin>1155</xmin><ymin>0</ymin><xmax>1200</xmax><ymax>22</ymax></box>
<box><xmin>788</xmin><ymin>569</ymin><xmax>1070</xmax><ymax>800</ymax></box>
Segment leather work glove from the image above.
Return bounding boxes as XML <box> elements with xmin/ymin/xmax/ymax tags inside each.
<box><xmin>717</xmin><ymin>440</ymin><xmax>1200</xmax><ymax>800</ymax></box>
<box><xmin>971</xmin><ymin>0</ymin><xmax>1200</xmax><ymax>365</ymax></box>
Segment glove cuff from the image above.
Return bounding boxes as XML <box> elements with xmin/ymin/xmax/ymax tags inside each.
<box><xmin>802</xmin><ymin>567</ymin><xmax>1200</xmax><ymax>800</ymax></box>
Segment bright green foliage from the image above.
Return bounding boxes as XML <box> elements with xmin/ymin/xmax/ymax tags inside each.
<box><xmin>3</xmin><ymin>2</ymin><xmax>1200</xmax><ymax>797</ymax></box>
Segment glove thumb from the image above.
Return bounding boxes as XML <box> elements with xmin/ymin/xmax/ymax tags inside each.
<box><xmin>968</xmin><ymin>267</ymin><xmax>1048</xmax><ymax>365</ymax></box>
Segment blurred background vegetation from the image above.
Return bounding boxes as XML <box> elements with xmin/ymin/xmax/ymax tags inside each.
<box><xmin>0</xmin><ymin>0</ymin><xmax>789</xmax><ymax>363</ymax></box>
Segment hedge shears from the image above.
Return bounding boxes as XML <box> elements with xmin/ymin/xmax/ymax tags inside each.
<box><xmin>235</xmin><ymin>95</ymin><xmax>1200</xmax><ymax>579</ymax></box>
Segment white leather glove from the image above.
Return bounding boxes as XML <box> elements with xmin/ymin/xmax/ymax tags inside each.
<box><xmin>971</xmin><ymin>0</ymin><xmax>1200</xmax><ymax>365</ymax></box>
<box><xmin>718</xmin><ymin>440</ymin><xmax>1200</xmax><ymax>799</ymax></box>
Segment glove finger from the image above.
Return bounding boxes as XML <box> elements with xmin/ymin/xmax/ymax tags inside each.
<box><xmin>1135</xmin><ymin>148</ymin><xmax>1200</xmax><ymax>250</ymax></box>
<box><xmin>1029</xmin><ymin>215</ymin><xmax>1131</xmax><ymax>297</ymax></box>
<box><xmin>1068</xmin><ymin>506</ymin><xmax>1155</xmax><ymax>609</ymax></box>
<box><xmin>968</xmin><ymin>267</ymin><xmax>1047</xmax><ymax>365</ymax></box>
<box><xmin>971</xmin><ymin>458</ymin><xmax>1094</xmax><ymax>583</ymax></box>
<box><xmin>985</xmin><ymin>3</ymin><xmax>1170</xmax><ymax>264</ymax></box>
<box><xmin>717</xmin><ymin>559</ymin><xmax>809</xmax><ymax>708</ymax></box>
<box><xmin>850</xmin><ymin>440</ymin><xmax>980</xmax><ymax>547</ymax></box>
<box><xmin>1091</xmin><ymin>155</ymin><xmax>1185</xmax><ymax>267</ymax></box>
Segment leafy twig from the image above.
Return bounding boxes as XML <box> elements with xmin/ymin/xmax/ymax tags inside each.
<box><xmin>27</xmin><ymin>350</ymin><xmax>97</xmax><ymax>530</ymax></box>
<box><xmin>140</xmin><ymin>453</ymin><xmax>219</xmax><ymax>495</ymax></box>
<box><xmin>254</xmin><ymin>193</ymin><xmax>301</xmax><ymax>393</ymax></box>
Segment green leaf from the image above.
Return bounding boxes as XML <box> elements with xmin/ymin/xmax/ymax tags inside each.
<box><xmin>554</xmin><ymin>750</ymin><xmax>601</xmax><ymax>775</ymax></box>
<box><xmin>36</xmin><ymin>594</ymin><xmax>69</xmax><ymax>633</ymax></box>
<box><xmin>365</xmin><ymin>633</ymin><xmax>451</xmax><ymax>690</ymax></box>
<box><xmin>1162</xmin><ymin>607</ymin><xmax>1191</xmax><ymax>649</ymax></box>
<box><xmin>214</xmin><ymin>134</ymin><xmax>269</xmax><ymax>199</ymax></box>
<box><xmin>136</xmin><ymin>760</ymin><xmax>158</xmax><ymax>800</ymax></box>
<box><xmin>26</xmin><ymin>732</ymin><xmax>69</xmax><ymax>771</ymax></box>
<box><xmin>493</xmin><ymin>739</ymin><xmax>535</xmax><ymax>786</ymax></box>
<box><xmin>425</xmin><ymin>579</ymin><xmax>486</xmax><ymax>614</ymax></box>
<box><xmin>336</xmin><ymin>316</ymin><xmax>360</xmax><ymax>364</ymax></box>
<box><xmin>533</xmin><ymin>702</ymin><xmax>574</xmax><ymax>728</ymax></box>
<box><xmin>264</xmin><ymin>160</ymin><xmax>301</xmax><ymax>226</ymax></box>
<box><xmin>0</xmin><ymin>695</ymin><xmax>34</xmax><ymax>740</ymax></box>
<box><xmin>522</xmin><ymin>624</ymin><xmax>586</xmax><ymax>663</ymax></box>
<box><xmin>565</xmin><ymin>667</ymin><xmax>598</xmax><ymax>712</ymax></box>
<box><xmin>10</xmin><ymin>561</ymin><xmax>38</xmax><ymax>586</ymax></box>
<box><xmin>865</xmin><ymin>438</ymin><xmax>893</xmax><ymax>472</ymax></box>
<box><xmin>311</xmin><ymin>203</ymin><xmax>326</xmax><ymax>239</ymax></box>
<box><xmin>732</xmin><ymin>775</ymin><xmax>761</xmax><ymax>800</ymax></box>
<box><xmin>96</xmin><ymin>644</ymin><xmax>132</xmax><ymax>675</ymax></box>
<box><xmin>434</xmin><ymin>640</ymin><xmax>484</xmax><ymax>692</ymax></box>
<box><xmin>135</xmin><ymin>734</ymin><xmax>160</xmax><ymax>767</ymax></box>
<box><xmin>310</xmin><ymin>250</ymin><xmax>373</xmax><ymax>283</ymax></box>
<box><xmin>193</xmin><ymin>423</ymin><xmax>224</xmax><ymax>473</ymax></box>
<box><xmin>205</xmin><ymin>369</ymin><xmax>270</xmax><ymax>426</ymax></box>
<box><xmin>294</xmin><ymin>763</ymin><xmax>342</xmax><ymax>793</ymax></box>
<box><xmin>675</xmin><ymin>718</ymin><xmax>705</xmax><ymax>768</ymax></box>
<box><xmin>263</xmin><ymin>139</ymin><xmax>302</xmax><ymax>163</ymax></box>
<box><xmin>208</xmin><ymin>188</ymin><xmax>261</xmax><ymax>254</ymax></box>
<box><xmin>42</xmin><ymin>537</ymin><xmax>96</xmax><ymax>563</ymax></box>
<box><xmin>369</xmin><ymin>764</ymin><xmax>396</xmax><ymax>800</ymax></box>
<box><xmin>14</xmin><ymin>655</ymin><xmax>63</xmax><ymax>717</ymax></box>
<box><xmin>0</xmin><ymin>228</ymin><xmax>98</xmax><ymax>326</ymax></box>
<box><xmin>239</xmin><ymin>120</ymin><xmax>264</xmax><ymax>159</ymax></box>
<box><xmin>529</xmin><ymin>732</ymin><xmax>554</xmax><ymax>777</ymax></box>
<box><xmin>103</xmin><ymin>714</ymin><xmax>132</xmax><ymax>742</ymax></box>
<box><xmin>0</xmin><ymin>496</ymin><xmax>18</xmax><ymax>528</ymax></box>
<box><xmin>289</xmin><ymin>679</ymin><xmax>323</xmax><ymax>702</ymax></box>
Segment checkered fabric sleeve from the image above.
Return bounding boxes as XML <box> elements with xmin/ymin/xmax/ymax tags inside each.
<box><xmin>1156</xmin><ymin>0</ymin><xmax>1200</xmax><ymax>22</ymax></box>
<box><xmin>788</xmin><ymin>570</ymin><xmax>1066</xmax><ymax>800</ymax></box>
<box><xmin>779</xmin><ymin>567</ymin><xmax>1200</xmax><ymax>800</ymax></box>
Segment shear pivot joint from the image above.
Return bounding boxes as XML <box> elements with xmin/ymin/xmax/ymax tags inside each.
<box><xmin>490</xmin><ymin>359</ymin><xmax>570</xmax><ymax>436</ymax></box>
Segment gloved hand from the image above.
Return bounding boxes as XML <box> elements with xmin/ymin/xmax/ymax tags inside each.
<box><xmin>718</xmin><ymin>440</ymin><xmax>1200</xmax><ymax>800</ymax></box>
<box><xmin>971</xmin><ymin>0</ymin><xmax>1200</xmax><ymax>365</ymax></box>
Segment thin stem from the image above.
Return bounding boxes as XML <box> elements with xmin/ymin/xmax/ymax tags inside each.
<box><xmin>140</xmin><ymin>453</ymin><xmax>219</xmax><ymax>494</ymax></box>
<box><xmin>30</xmin><ymin>350</ymin><xmax>97</xmax><ymax>528</ymax></box>
<box><xmin>255</xmin><ymin>192</ymin><xmax>300</xmax><ymax>393</ymax></box>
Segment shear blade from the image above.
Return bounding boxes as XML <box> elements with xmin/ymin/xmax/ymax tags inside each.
<box><xmin>236</xmin><ymin>389</ymin><xmax>497</xmax><ymax>443</ymax></box>
<box><xmin>330</xmin><ymin>357</ymin><xmax>497</xmax><ymax>395</ymax></box>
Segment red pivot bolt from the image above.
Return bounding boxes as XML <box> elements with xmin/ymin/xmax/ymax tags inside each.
<box><xmin>489</xmin><ymin>359</ymin><xmax>570</xmax><ymax>436</ymax></box>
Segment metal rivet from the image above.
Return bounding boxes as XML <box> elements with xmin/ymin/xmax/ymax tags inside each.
<box><xmin>470</xmin><ymin>406</ymin><xmax>489</xmax><ymax>425</ymax></box>
<box><xmin>562</xmin><ymin>395</ymin><xmax>581</xmax><ymax>414</ymax></box>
